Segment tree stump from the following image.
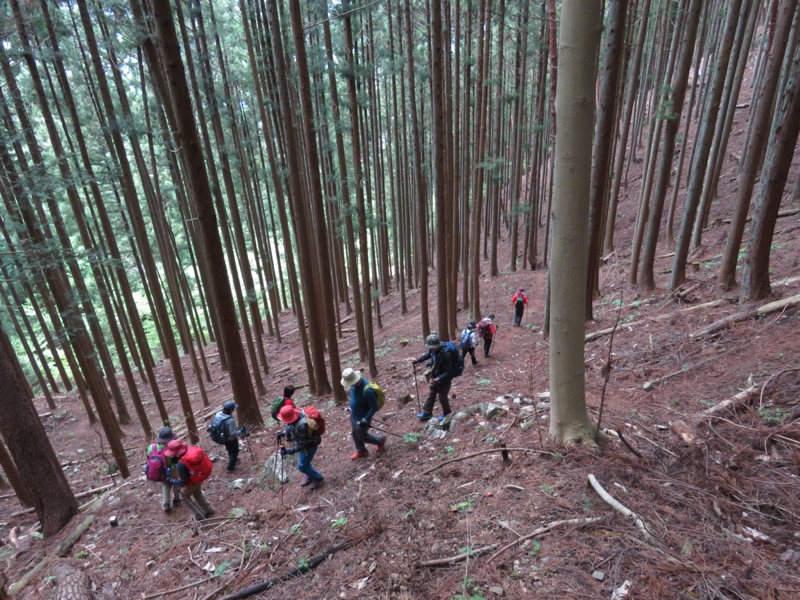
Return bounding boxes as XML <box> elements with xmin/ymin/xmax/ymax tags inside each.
<box><xmin>51</xmin><ymin>561</ymin><xmax>91</xmax><ymax>600</ymax></box>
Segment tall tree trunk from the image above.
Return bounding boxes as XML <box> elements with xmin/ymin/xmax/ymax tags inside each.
<box><xmin>719</xmin><ymin>0</ymin><xmax>798</xmax><ymax>290</ymax></box>
<box><xmin>548</xmin><ymin>0</ymin><xmax>602</xmax><ymax>445</ymax></box>
<box><xmin>586</xmin><ymin>0</ymin><xmax>628</xmax><ymax>320</ymax></box>
<box><xmin>670</xmin><ymin>0</ymin><xmax>743</xmax><ymax>290</ymax></box>
<box><xmin>137</xmin><ymin>0</ymin><xmax>260</xmax><ymax>426</ymax></box>
<box><xmin>740</xmin><ymin>38</ymin><xmax>800</xmax><ymax>301</ymax></box>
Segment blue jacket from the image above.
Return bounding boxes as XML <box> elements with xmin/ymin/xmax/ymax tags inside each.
<box><xmin>349</xmin><ymin>378</ymin><xmax>379</xmax><ymax>422</ymax></box>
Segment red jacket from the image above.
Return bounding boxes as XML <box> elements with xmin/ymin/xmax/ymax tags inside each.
<box><xmin>511</xmin><ymin>293</ymin><xmax>528</xmax><ymax>306</ymax></box>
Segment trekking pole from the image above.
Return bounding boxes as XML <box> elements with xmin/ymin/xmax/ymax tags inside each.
<box><xmin>182</xmin><ymin>494</ymin><xmax>206</xmax><ymax>520</ymax></box>
<box><xmin>369</xmin><ymin>423</ymin><xmax>405</xmax><ymax>439</ymax></box>
<box><xmin>412</xmin><ymin>362</ymin><xmax>422</xmax><ymax>412</ymax></box>
<box><xmin>279</xmin><ymin>439</ymin><xmax>285</xmax><ymax>506</ymax></box>
<box><xmin>242</xmin><ymin>433</ymin><xmax>257</xmax><ymax>466</ymax></box>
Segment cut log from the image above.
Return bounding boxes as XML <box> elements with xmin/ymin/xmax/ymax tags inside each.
<box><xmin>688</xmin><ymin>310</ymin><xmax>758</xmax><ymax>339</ymax></box>
<box><xmin>756</xmin><ymin>293</ymin><xmax>800</xmax><ymax>315</ymax></box>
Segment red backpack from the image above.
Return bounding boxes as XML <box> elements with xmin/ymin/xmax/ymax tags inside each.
<box><xmin>478</xmin><ymin>319</ymin><xmax>495</xmax><ymax>340</ymax></box>
<box><xmin>145</xmin><ymin>443</ymin><xmax>169</xmax><ymax>482</ymax></box>
<box><xmin>180</xmin><ymin>447</ymin><xmax>213</xmax><ymax>485</ymax></box>
<box><xmin>302</xmin><ymin>407</ymin><xmax>326</xmax><ymax>436</ymax></box>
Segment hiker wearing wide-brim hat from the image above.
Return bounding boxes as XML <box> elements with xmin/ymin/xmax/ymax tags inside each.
<box><xmin>341</xmin><ymin>368</ymin><xmax>386</xmax><ymax>461</ymax></box>
<box><xmin>146</xmin><ymin>427</ymin><xmax>182</xmax><ymax>513</ymax></box>
<box><xmin>165</xmin><ymin>440</ymin><xmax>215</xmax><ymax>518</ymax></box>
<box><xmin>276</xmin><ymin>405</ymin><xmax>324</xmax><ymax>490</ymax></box>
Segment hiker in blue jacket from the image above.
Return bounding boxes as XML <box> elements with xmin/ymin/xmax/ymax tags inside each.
<box><xmin>411</xmin><ymin>334</ymin><xmax>457</xmax><ymax>422</ymax></box>
<box><xmin>341</xmin><ymin>368</ymin><xmax>386</xmax><ymax>460</ymax></box>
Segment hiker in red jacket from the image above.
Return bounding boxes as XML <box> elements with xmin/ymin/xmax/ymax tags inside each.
<box><xmin>511</xmin><ymin>288</ymin><xmax>529</xmax><ymax>327</ymax></box>
<box><xmin>476</xmin><ymin>314</ymin><xmax>498</xmax><ymax>357</ymax></box>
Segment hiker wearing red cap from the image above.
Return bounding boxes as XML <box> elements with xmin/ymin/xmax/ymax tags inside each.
<box><xmin>164</xmin><ymin>440</ymin><xmax>215</xmax><ymax>517</ymax></box>
<box><xmin>511</xmin><ymin>288</ymin><xmax>528</xmax><ymax>327</ymax></box>
<box><xmin>276</xmin><ymin>405</ymin><xmax>324</xmax><ymax>489</ymax></box>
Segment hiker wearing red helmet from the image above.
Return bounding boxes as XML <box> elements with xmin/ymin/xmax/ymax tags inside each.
<box><xmin>276</xmin><ymin>405</ymin><xmax>324</xmax><ymax>490</ymax></box>
<box><xmin>511</xmin><ymin>288</ymin><xmax>529</xmax><ymax>327</ymax></box>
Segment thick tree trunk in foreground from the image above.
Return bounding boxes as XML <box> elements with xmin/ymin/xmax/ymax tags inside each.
<box><xmin>548</xmin><ymin>0</ymin><xmax>602</xmax><ymax>445</ymax></box>
<box><xmin>0</xmin><ymin>325</ymin><xmax>77</xmax><ymax>536</ymax></box>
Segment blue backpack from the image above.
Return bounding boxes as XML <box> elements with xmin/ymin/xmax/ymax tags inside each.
<box><xmin>459</xmin><ymin>328</ymin><xmax>474</xmax><ymax>349</ymax></box>
<box><xmin>443</xmin><ymin>341</ymin><xmax>464</xmax><ymax>377</ymax></box>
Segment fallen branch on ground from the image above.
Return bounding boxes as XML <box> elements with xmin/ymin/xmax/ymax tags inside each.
<box><xmin>487</xmin><ymin>516</ymin><xmax>603</xmax><ymax>563</ymax></box>
<box><xmin>141</xmin><ymin>576</ymin><xmax>214</xmax><ymax>600</ymax></box>
<box><xmin>416</xmin><ymin>448</ymin><xmax>549</xmax><ymax>477</ymax></box>
<box><xmin>690</xmin><ymin>293</ymin><xmax>800</xmax><ymax>339</ymax></box>
<box><xmin>588</xmin><ymin>474</ymin><xmax>655</xmax><ymax>542</ymax></box>
<box><xmin>586</xmin><ymin>298</ymin><xmax>727</xmax><ymax>343</ymax></box>
<box><xmin>416</xmin><ymin>544</ymin><xmax>498</xmax><ymax>567</ymax></box>
<box><xmin>695</xmin><ymin>384</ymin><xmax>757</xmax><ymax>419</ymax></box>
<box><xmin>759</xmin><ymin>367</ymin><xmax>800</xmax><ymax>409</ymax></box>
<box><xmin>8</xmin><ymin>515</ymin><xmax>96</xmax><ymax>596</ymax></box>
<box><xmin>9</xmin><ymin>484</ymin><xmax>112</xmax><ymax>518</ymax></box>
<box><xmin>643</xmin><ymin>348</ymin><xmax>733</xmax><ymax>391</ymax></box>
<box><xmin>218</xmin><ymin>540</ymin><xmax>352</xmax><ymax>600</ymax></box>
<box><xmin>54</xmin><ymin>515</ymin><xmax>95</xmax><ymax>557</ymax></box>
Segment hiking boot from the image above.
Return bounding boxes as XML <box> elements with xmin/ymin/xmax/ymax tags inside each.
<box><xmin>204</xmin><ymin>507</ymin><xmax>216</xmax><ymax>517</ymax></box>
<box><xmin>309</xmin><ymin>478</ymin><xmax>324</xmax><ymax>490</ymax></box>
<box><xmin>163</xmin><ymin>504</ymin><xmax>171</xmax><ymax>513</ymax></box>
<box><xmin>438</xmin><ymin>415</ymin><xmax>446</xmax><ymax>423</ymax></box>
<box><xmin>376</xmin><ymin>437</ymin><xmax>387</xmax><ymax>453</ymax></box>
<box><xmin>173</xmin><ymin>497</ymin><xmax>181</xmax><ymax>505</ymax></box>
<box><xmin>300</xmin><ymin>476</ymin><xmax>313</xmax><ymax>487</ymax></box>
<box><xmin>351</xmin><ymin>450</ymin><xmax>369</xmax><ymax>460</ymax></box>
<box><xmin>417</xmin><ymin>412</ymin><xmax>432</xmax><ymax>421</ymax></box>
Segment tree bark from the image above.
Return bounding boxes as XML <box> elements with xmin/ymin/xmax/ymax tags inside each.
<box><xmin>549</xmin><ymin>0</ymin><xmax>602</xmax><ymax>445</ymax></box>
<box><xmin>0</xmin><ymin>324</ymin><xmax>77</xmax><ymax>536</ymax></box>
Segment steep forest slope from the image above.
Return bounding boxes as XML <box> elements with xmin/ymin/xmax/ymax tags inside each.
<box><xmin>1</xmin><ymin>173</ymin><xmax>799</xmax><ymax>599</ymax></box>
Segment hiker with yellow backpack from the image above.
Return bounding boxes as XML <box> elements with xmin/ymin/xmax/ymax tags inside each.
<box><xmin>340</xmin><ymin>368</ymin><xmax>386</xmax><ymax>460</ymax></box>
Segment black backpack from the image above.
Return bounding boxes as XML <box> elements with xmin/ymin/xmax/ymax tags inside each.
<box><xmin>443</xmin><ymin>342</ymin><xmax>464</xmax><ymax>377</ymax></box>
<box><xmin>207</xmin><ymin>414</ymin><xmax>229</xmax><ymax>445</ymax></box>
<box><xmin>515</xmin><ymin>294</ymin><xmax>526</xmax><ymax>307</ymax></box>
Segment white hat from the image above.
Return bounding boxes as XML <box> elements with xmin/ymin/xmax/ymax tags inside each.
<box><xmin>340</xmin><ymin>368</ymin><xmax>362</xmax><ymax>390</ymax></box>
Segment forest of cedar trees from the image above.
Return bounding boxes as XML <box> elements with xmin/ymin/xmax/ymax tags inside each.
<box><xmin>0</xmin><ymin>0</ymin><xmax>799</xmax><ymax>598</ymax></box>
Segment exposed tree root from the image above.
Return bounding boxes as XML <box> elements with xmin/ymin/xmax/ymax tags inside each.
<box><xmin>416</xmin><ymin>544</ymin><xmax>498</xmax><ymax>567</ymax></box>
<box><xmin>487</xmin><ymin>516</ymin><xmax>604</xmax><ymax>563</ymax></box>
<box><xmin>217</xmin><ymin>540</ymin><xmax>353</xmax><ymax>600</ymax></box>
<box><xmin>416</xmin><ymin>448</ymin><xmax>549</xmax><ymax>477</ymax></box>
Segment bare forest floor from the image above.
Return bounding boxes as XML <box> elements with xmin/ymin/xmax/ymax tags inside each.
<box><xmin>3</xmin><ymin>111</ymin><xmax>800</xmax><ymax>599</ymax></box>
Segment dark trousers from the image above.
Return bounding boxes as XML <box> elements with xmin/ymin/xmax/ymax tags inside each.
<box><xmin>350</xmin><ymin>414</ymin><xmax>383</xmax><ymax>452</ymax></box>
<box><xmin>461</xmin><ymin>346</ymin><xmax>477</xmax><ymax>365</ymax></box>
<box><xmin>514</xmin><ymin>307</ymin><xmax>524</xmax><ymax>327</ymax></box>
<box><xmin>422</xmin><ymin>379</ymin><xmax>452</xmax><ymax>417</ymax></box>
<box><xmin>483</xmin><ymin>337</ymin><xmax>493</xmax><ymax>357</ymax></box>
<box><xmin>224</xmin><ymin>439</ymin><xmax>239</xmax><ymax>471</ymax></box>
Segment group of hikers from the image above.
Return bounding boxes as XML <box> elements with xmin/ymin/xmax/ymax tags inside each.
<box><xmin>145</xmin><ymin>289</ymin><xmax>530</xmax><ymax>514</ymax></box>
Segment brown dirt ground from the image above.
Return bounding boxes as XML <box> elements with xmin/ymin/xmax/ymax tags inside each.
<box><xmin>2</xmin><ymin>88</ymin><xmax>800</xmax><ymax>600</ymax></box>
